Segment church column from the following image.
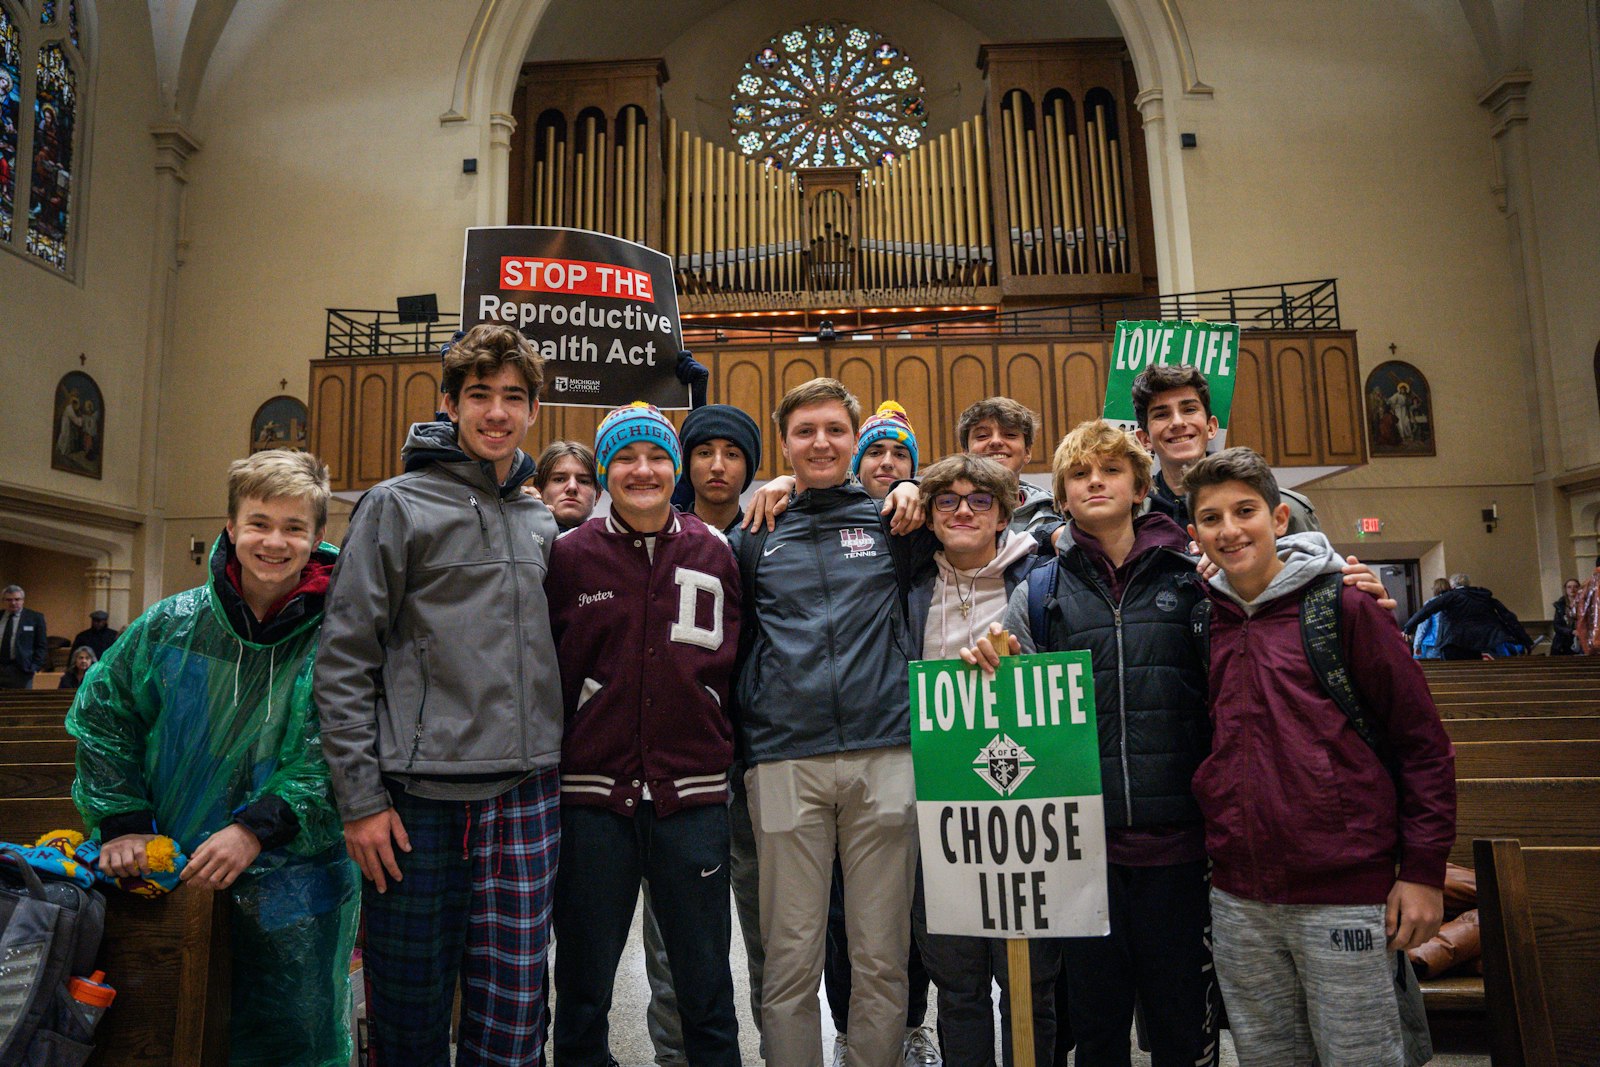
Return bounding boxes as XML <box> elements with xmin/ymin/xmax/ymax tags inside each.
<box><xmin>1135</xmin><ymin>87</ymin><xmax>1192</xmax><ymax>295</ymax></box>
<box><xmin>483</xmin><ymin>111</ymin><xmax>518</xmax><ymax>226</ymax></box>
<box><xmin>134</xmin><ymin>124</ymin><xmax>202</xmax><ymax>608</ymax></box>
<box><xmin>1479</xmin><ymin>71</ymin><xmax>1565</xmax><ymax>596</ymax></box>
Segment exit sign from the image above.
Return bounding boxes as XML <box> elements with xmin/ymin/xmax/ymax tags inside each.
<box><xmin>1358</xmin><ymin>517</ymin><xmax>1383</xmax><ymax>535</ymax></box>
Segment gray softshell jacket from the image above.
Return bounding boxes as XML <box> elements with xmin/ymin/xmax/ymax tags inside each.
<box><xmin>731</xmin><ymin>483</ymin><xmax>932</xmax><ymax>766</ymax></box>
<box><xmin>316</xmin><ymin>421</ymin><xmax>564</xmax><ymax>821</ymax></box>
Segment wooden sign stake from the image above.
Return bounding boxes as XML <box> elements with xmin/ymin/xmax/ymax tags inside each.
<box><xmin>988</xmin><ymin>627</ymin><xmax>1037</xmax><ymax>1067</ymax></box>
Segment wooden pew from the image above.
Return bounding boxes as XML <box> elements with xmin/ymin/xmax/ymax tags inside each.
<box><xmin>1451</xmin><ymin>740</ymin><xmax>1600</xmax><ymax>779</ymax></box>
<box><xmin>1422</xmin><ymin>778</ymin><xmax>1600</xmax><ymax>1023</ymax></box>
<box><xmin>1451</xmin><ymin>777</ymin><xmax>1600</xmax><ymax>866</ymax></box>
<box><xmin>1446</xmin><ymin>717</ymin><xmax>1600</xmax><ymax>742</ymax></box>
<box><xmin>1475</xmin><ymin>839</ymin><xmax>1600</xmax><ymax>1067</ymax></box>
<box><xmin>1438</xmin><ymin>702</ymin><xmax>1600</xmax><ymax>719</ymax></box>
<box><xmin>88</xmin><ymin>887</ymin><xmax>232</xmax><ymax>1067</ymax></box>
<box><xmin>0</xmin><ymin>738</ymin><xmax>77</xmax><ymax>763</ymax></box>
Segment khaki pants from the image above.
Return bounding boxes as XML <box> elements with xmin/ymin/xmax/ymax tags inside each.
<box><xmin>748</xmin><ymin>747</ymin><xmax>919</xmax><ymax>1067</ymax></box>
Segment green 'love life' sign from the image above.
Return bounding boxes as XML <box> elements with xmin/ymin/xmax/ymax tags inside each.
<box><xmin>910</xmin><ymin>651</ymin><xmax>1109</xmax><ymax>939</ymax></box>
<box><xmin>1102</xmin><ymin>320</ymin><xmax>1241</xmax><ymax>444</ymax></box>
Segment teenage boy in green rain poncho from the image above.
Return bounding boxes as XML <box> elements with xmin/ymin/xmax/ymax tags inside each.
<box><xmin>67</xmin><ymin>449</ymin><xmax>358</xmax><ymax>1067</ymax></box>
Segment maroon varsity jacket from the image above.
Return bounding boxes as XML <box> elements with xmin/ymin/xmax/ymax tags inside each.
<box><xmin>546</xmin><ymin>511</ymin><xmax>741</xmax><ymax>816</ymax></box>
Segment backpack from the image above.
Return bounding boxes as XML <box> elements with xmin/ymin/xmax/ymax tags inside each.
<box><xmin>1187</xmin><ymin>572</ymin><xmax>1396</xmax><ymax>773</ymax></box>
<box><xmin>0</xmin><ymin>847</ymin><xmax>107</xmax><ymax>1064</ymax></box>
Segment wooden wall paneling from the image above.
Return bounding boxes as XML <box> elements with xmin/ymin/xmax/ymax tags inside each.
<box><xmin>398</xmin><ymin>369</ymin><xmax>441</xmax><ymax>439</ymax></box>
<box><xmin>355</xmin><ymin>367</ymin><xmax>396</xmax><ymax>485</ymax></box>
<box><xmin>775</xmin><ymin>349</ymin><xmax>824</xmax><ymax>399</ymax></box>
<box><xmin>834</xmin><ymin>349</ymin><xmax>885</xmax><ymax>437</ymax></box>
<box><xmin>1229</xmin><ymin>336</ymin><xmax>1275</xmax><ymax>460</ymax></box>
<box><xmin>1313</xmin><ymin>335</ymin><xmax>1365</xmax><ymax>464</ymax></box>
<box><xmin>713</xmin><ymin>349</ymin><xmax>773</xmax><ymax>479</ymax></box>
<box><xmin>1269</xmin><ymin>339</ymin><xmax>1319</xmax><ymax>465</ymax></box>
<box><xmin>945</xmin><ymin>349</ymin><xmax>995</xmax><ymax>454</ymax></box>
<box><xmin>995</xmin><ymin>345</ymin><xmax>1052</xmax><ymax>469</ymax></box>
<box><xmin>1052</xmin><ymin>341</ymin><xmax>1109</xmax><ymax>449</ymax></box>
<box><xmin>888</xmin><ymin>349</ymin><xmax>938</xmax><ymax>463</ymax></box>
<box><xmin>310</xmin><ymin>365</ymin><xmax>351</xmax><ymax>491</ymax></box>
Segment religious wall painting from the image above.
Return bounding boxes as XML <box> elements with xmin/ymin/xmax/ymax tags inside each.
<box><xmin>52</xmin><ymin>369</ymin><xmax>101</xmax><ymax>477</ymax></box>
<box><xmin>251</xmin><ymin>395</ymin><xmax>308</xmax><ymax>454</ymax></box>
<box><xmin>1364</xmin><ymin>360</ymin><xmax>1434</xmax><ymax>457</ymax></box>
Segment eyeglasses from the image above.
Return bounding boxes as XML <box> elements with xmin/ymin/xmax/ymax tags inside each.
<box><xmin>932</xmin><ymin>492</ymin><xmax>996</xmax><ymax>513</ymax></box>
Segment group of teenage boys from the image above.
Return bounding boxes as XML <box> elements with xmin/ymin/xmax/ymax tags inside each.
<box><xmin>64</xmin><ymin>320</ymin><xmax>1454</xmax><ymax>1067</ymax></box>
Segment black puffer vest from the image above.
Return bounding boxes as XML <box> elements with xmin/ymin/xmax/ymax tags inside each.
<box><xmin>1041</xmin><ymin>543</ymin><xmax>1210</xmax><ymax>829</ymax></box>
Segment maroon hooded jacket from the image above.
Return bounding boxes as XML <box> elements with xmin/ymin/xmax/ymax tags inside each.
<box><xmin>546</xmin><ymin>511</ymin><xmax>740</xmax><ymax>817</ymax></box>
<box><xmin>1194</xmin><ymin>540</ymin><xmax>1456</xmax><ymax>906</ymax></box>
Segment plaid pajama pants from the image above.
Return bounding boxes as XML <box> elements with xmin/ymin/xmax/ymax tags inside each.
<box><xmin>363</xmin><ymin>769</ymin><xmax>561</xmax><ymax>1067</ymax></box>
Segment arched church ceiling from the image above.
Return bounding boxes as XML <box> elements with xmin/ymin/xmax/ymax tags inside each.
<box><xmin>521</xmin><ymin>0</ymin><xmax>1121</xmax><ymax>62</ymax></box>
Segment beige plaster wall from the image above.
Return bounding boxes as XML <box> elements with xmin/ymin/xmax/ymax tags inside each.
<box><xmin>1524</xmin><ymin>2</ymin><xmax>1600</xmax><ymax>474</ymax></box>
<box><xmin>156</xmin><ymin>0</ymin><xmax>484</xmax><ymax>545</ymax></box>
<box><xmin>0</xmin><ymin>0</ymin><xmax>161</xmax><ymax>510</ymax></box>
<box><xmin>1170</xmin><ymin>1</ymin><xmax>1545</xmax><ymax>616</ymax></box>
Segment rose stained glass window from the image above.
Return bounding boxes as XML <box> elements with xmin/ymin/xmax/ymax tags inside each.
<box><xmin>730</xmin><ymin>20</ymin><xmax>926</xmax><ymax>168</ymax></box>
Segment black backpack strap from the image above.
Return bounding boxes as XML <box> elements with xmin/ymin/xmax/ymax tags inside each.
<box><xmin>1300</xmin><ymin>572</ymin><xmax>1396</xmax><ymax>775</ymax></box>
<box><xmin>1027</xmin><ymin>561</ymin><xmax>1058</xmax><ymax>648</ymax></box>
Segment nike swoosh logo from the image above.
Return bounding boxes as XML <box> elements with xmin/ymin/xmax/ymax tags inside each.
<box><xmin>762</xmin><ymin>544</ymin><xmax>783</xmax><ymax>557</ymax></box>
<box><xmin>700</xmin><ymin>865</ymin><xmax>722</xmax><ymax>877</ymax></box>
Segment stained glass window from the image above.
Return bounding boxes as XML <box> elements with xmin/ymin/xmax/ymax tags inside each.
<box><xmin>0</xmin><ymin>8</ymin><xmax>18</xmax><ymax>244</ymax></box>
<box><xmin>38</xmin><ymin>0</ymin><xmax>52</xmax><ymax>25</ymax></box>
<box><xmin>26</xmin><ymin>41</ymin><xmax>72</xmax><ymax>268</ymax></box>
<box><xmin>730</xmin><ymin>19</ymin><xmax>927</xmax><ymax>169</ymax></box>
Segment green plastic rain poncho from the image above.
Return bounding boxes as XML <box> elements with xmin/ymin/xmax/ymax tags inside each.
<box><xmin>66</xmin><ymin>534</ymin><xmax>358</xmax><ymax>1067</ymax></box>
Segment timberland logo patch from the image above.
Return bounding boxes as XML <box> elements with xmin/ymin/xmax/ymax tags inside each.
<box><xmin>1329</xmin><ymin>928</ymin><xmax>1375</xmax><ymax>952</ymax></box>
<box><xmin>839</xmin><ymin>527</ymin><xmax>877</xmax><ymax>559</ymax></box>
<box><xmin>973</xmin><ymin>734</ymin><xmax>1036</xmax><ymax>796</ymax></box>
<box><xmin>1155</xmin><ymin>589</ymin><xmax>1180</xmax><ymax>613</ymax></box>
<box><xmin>578</xmin><ymin>590</ymin><xmax>615</xmax><ymax>607</ymax></box>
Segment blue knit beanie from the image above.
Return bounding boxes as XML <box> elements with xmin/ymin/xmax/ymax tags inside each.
<box><xmin>594</xmin><ymin>402</ymin><xmax>683</xmax><ymax>490</ymax></box>
<box><xmin>851</xmin><ymin>401</ymin><xmax>920</xmax><ymax>477</ymax></box>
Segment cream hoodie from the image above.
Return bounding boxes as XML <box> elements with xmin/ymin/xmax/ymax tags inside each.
<box><xmin>922</xmin><ymin>528</ymin><xmax>1039</xmax><ymax>659</ymax></box>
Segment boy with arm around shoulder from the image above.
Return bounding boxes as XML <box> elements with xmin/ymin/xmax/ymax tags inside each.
<box><xmin>1183</xmin><ymin>447</ymin><xmax>1455</xmax><ymax>1067</ymax></box>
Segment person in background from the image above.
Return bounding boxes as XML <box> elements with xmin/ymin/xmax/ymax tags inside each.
<box><xmin>58</xmin><ymin>645</ymin><xmax>96</xmax><ymax>689</ymax></box>
<box><xmin>956</xmin><ymin>398</ymin><xmax>1062</xmax><ymax>534</ymax></box>
<box><xmin>1552</xmin><ymin>577</ymin><xmax>1583</xmax><ymax>655</ymax></box>
<box><xmin>852</xmin><ymin>401</ymin><xmax>920</xmax><ymax>500</ymax></box>
<box><xmin>1402</xmin><ymin>573</ymin><xmax>1532</xmax><ymax>659</ymax></box>
<box><xmin>0</xmin><ymin>584</ymin><xmax>50</xmax><ymax>689</ymax></box>
<box><xmin>71</xmin><ymin>609</ymin><xmax>119</xmax><ymax>659</ymax></box>
<box><xmin>533</xmin><ymin>440</ymin><xmax>601</xmax><ymax>531</ymax></box>
<box><xmin>1575</xmin><ymin>557</ymin><xmax>1600</xmax><ymax>656</ymax></box>
<box><xmin>1130</xmin><ymin>364</ymin><xmax>1318</xmax><ymax>533</ymax></box>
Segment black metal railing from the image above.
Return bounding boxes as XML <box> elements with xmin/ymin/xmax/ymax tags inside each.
<box><xmin>322</xmin><ymin>279</ymin><xmax>1340</xmax><ymax>357</ymax></box>
<box><xmin>324</xmin><ymin>309</ymin><xmax>463</xmax><ymax>360</ymax></box>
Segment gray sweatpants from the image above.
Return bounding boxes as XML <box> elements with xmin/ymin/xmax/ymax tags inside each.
<box><xmin>1210</xmin><ymin>888</ymin><xmax>1404</xmax><ymax>1067</ymax></box>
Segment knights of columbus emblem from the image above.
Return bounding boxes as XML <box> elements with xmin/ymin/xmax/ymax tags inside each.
<box><xmin>973</xmin><ymin>734</ymin><xmax>1036</xmax><ymax>796</ymax></box>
